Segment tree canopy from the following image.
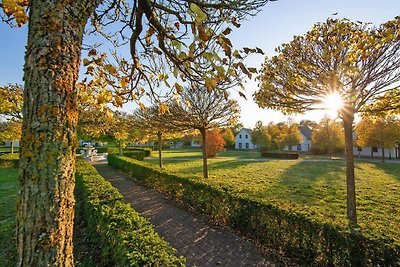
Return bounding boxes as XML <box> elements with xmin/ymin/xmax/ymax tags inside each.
<box><xmin>254</xmin><ymin>17</ymin><xmax>400</xmax><ymax>226</ymax></box>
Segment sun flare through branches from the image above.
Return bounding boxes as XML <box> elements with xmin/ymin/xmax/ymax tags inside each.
<box><xmin>323</xmin><ymin>92</ymin><xmax>344</xmax><ymax>117</ymax></box>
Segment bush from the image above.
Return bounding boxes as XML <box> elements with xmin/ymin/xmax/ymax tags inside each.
<box><xmin>108</xmin><ymin>154</ymin><xmax>400</xmax><ymax>266</ymax></box>
<box><xmin>124</xmin><ymin>147</ymin><xmax>152</xmax><ymax>157</ymax></box>
<box><xmin>75</xmin><ymin>158</ymin><xmax>185</xmax><ymax>266</ymax></box>
<box><xmin>0</xmin><ymin>153</ymin><xmax>19</xmax><ymax>168</ymax></box>
<box><xmin>261</xmin><ymin>151</ymin><xmax>299</xmax><ymax>159</ymax></box>
<box><xmin>123</xmin><ymin>151</ymin><xmax>146</xmax><ymax>161</ymax></box>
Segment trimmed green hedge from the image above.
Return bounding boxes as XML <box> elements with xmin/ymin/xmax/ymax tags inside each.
<box><xmin>108</xmin><ymin>154</ymin><xmax>400</xmax><ymax>266</ymax></box>
<box><xmin>261</xmin><ymin>151</ymin><xmax>299</xmax><ymax>159</ymax></box>
<box><xmin>125</xmin><ymin>147</ymin><xmax>152</xmax><ymax>157</ymax></box>
<box><xmin>75</xmin><ymin>158</ymin><xmax>185</xmax><ymax>266</ymax></box>
<box><xmin>0</xmin><ymin>153</ymin><xmax>19</xmax><ymax>168</ymax></box>
<box><xmin>123</xmin><ymin>151</ymin><xmax>146</xmax><ymax>161</ymax></box>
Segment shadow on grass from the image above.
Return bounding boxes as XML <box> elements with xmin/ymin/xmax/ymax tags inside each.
<box><xmin>268</xmin><ymin>160</ymin><xmax>347</xmax><ymax>207</ymax></box>
<box><xmin>369</xmin><ymin>162</ymin><xmax>400</xmax><ymax>181</ymax></box>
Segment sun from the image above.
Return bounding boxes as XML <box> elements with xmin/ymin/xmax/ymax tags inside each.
<box><xmin>323</xmin><ymin>92</ymin><xmax>344</xmax><ymax>116</ymax></box>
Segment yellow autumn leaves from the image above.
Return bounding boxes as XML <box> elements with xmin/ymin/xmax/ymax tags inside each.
<box><xmin>2</xmin><ymin>0</ymin><xmax>28</xmax><ymax>26</ymax></box>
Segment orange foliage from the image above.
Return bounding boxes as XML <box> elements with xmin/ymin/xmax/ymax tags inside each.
<box><xmin>205</xmin><ymin>129</ymin><xmax>225</xmax><ymax>158</ymax></box>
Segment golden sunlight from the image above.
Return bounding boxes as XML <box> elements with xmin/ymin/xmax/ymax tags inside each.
<box><xmin>323</xmin><ymin>92</ymin><xmax>344</xmax><ymax>116</ymax></box>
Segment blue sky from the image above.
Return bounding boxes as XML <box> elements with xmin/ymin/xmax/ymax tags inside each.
<box><xmin>0</xmin><ymin>0</ymin><xmax>399</xmax><ymax>127</ymax></box>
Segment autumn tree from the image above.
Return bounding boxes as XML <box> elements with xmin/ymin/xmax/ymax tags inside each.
<box><xmin>312</xmin><ymin>117</ymin><xmax>344</xmax><ymax>158</ymax></box>
<box><xmin>284</xmin><ymin>123</ymin><xmax>302</xmax><ymax>151</ymax></box>
<box><xmin>204</xmin><ymin>129</ymin><xmax>226</xmax><ymax>158</ymax></box>
<box><xmin>251</xmin><ymin>121</ymin><xmax>271</xmax><ymax>150</ymax></box>
<box><xmin>356</xmin><ymin>116</ymin><xmax>400</xmax><ymax>162</ymax></box>
<box><xmin>0</xmin><ymin>84</ymin><xmax>23</xmax><ymax>120</ymax></box>
<box><xmin>221</xmin><ymin>128</ymin><xmax>235</xmax><ymax>149</ymax></box>
<box><xmin>254</xmin><ymin>18</ymin><xmax>400</xmax><ymax>226</ymax></box>
<box><xmin>1</xmin><ymin>0</ymin><xmax>274</xmax><ymax>264</ymax></box>
<box><xmin>0</xmin><ymin>120</ymin><xmax>22</xmax><ymax>153</ymax></box>
<box><xmin>134</xmin><ymin>105</ymin><xmax>185</xmax><ymax>168</ymax></box>
<box><xmin>169</xmin><ymin>85</ymin><xmax>240</xmax><ymax>178</ymax></box>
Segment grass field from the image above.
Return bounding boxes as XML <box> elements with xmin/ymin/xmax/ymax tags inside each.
<box><xmin>145</xmin><ymin>154</ymin><xmax>400</xmax><ymax>244</ymax></box>
<box><xmin>154</xmin><ymin>148</ymin><xmax>264</xmax><ymax>159</ymax></box>
<box><xmin>0</xmin><ymin>168</ymin><xmax>18</xmax><ymax>267</ymax></box>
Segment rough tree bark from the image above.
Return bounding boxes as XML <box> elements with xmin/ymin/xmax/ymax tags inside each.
<box><xmin>17</xmin><ymin>0</ymin><xmax>100</xmax><ymax>266</ymax></box>
<box><xmin>200</xmin><ymin>128</ymin><xmax>208</xmax><ymax>178</ymax></box>
<box><xmin>342</xmin><ymin>107</ymin><xmax>357</xmax><ymax>227</ymax></box>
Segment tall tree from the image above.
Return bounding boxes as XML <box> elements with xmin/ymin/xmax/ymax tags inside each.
<box><xmin>0</xmin><ymin>84</ymin><xmax>24</xmax><ymax>120</ymax></box>
<box><xmin>0</xmin><ymin>120</ymin><xmax>22</xmax><ymax>153</ymax></box>
<box><xmin>251</xmin><ymin>121</ymin><xmax>271</xmax><ymax>150</ymax></box>
<box><xmin>356</xmin><ymin>116</ymin><xmax>400</xmax><ymax>162</ymax></box>
<box><xmin>221</xmin><ymin>128</ymin><xmax>235</xmax><ymax>149</ymax></box>
<box><xmin>1</xmin><ymin>0</ymin><xmax>273</xmax><ymax>264</ymax></box>
<box><xmin>134</xmin><ymin>105</ymin><xmax>185</xmax><ymax>168</ymax></box>
<box><xmin>284</xmin><ymin>123</ymin><xmax>302</xmax><ymax>151</ymax></box>
<box><xmin>254</xmin><ymin>18</ymin><xmax>400</xmax><ymax>226</ymax></box>
<box><xmin>312</xmin><ymin>117</ymin><xmax>344</xmax><ymax>158</ymax></box>
<box><xmin>169</xmin><ymin>86</ymin><xmax>240</xmax><ymax>178</ymax></box>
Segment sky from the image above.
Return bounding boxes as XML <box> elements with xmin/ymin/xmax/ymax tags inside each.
<box><xmin>0</xmin><ymin>0</ymin><xmax>399</xmax><ymax>128</ymax></box>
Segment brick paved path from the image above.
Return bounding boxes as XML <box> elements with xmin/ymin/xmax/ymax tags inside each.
<box><xmin>92</xmin><ymin>161</ymin><xmax>281</xmax><ymax>267</ymax></box>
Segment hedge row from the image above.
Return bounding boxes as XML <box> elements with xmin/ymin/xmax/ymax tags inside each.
<box><xmin>0</xmin><ymin>153</ymin><xmax>19</xmax><ymax>168</ymax></box>
<box><xmin>123</xmin><ymin>151</ymin><xmax>146</xmax><ymax>161</ymax></box>
<box><xmin>125</xmin><ymin>147</ymin><xmax>152</xmax><ymax>157</ymax></box>
<box><xmin>75</xmin><ymin>158</ymin><xmax>185</xmax><ymax>266</ymax></box>
<box><xmin>108</xmin><ymin>154</ymin><xmax>400</xmax><ymax>266</ymax></box>
<box><xmin>261</xmin><ymin>151</ymin><xmax>299</xmax><ymax>159</ymax></box>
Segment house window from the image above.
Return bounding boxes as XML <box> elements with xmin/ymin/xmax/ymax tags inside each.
<box><xmin>357</xmin><ymin>146</ymin><xmax>362</xmax><ymax>152</ymax></box>
<box><xmin>239</xmin><ymin>143</ymin><xmax>242</xmax><ymax>149</ymax></box>
<box><xmin>245</xmin><ymin>135</ymin><xmax>248</xmax><ymax>139</ymax></box>
<box><xmin>239</xmin><ymin>135</ymin><xmax>242</xmax><ymax>138</ymax></box>
<box><xmin>246</xmin><ymin>143</ymin><xmax>249</xmax><ymax>149</ymax></box>
<box><xmin>297</xmin><ymin>144</ymin><xmax>301</xmax><ymax>151</ymax></box>
<box><xmin>372</xmin><ymin>147</ymin><xmax>378</xmax><ymax>153</ymax></box>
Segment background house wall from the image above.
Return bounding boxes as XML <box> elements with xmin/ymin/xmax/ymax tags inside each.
<box><xmin>235</xmin><ymin>128</ymin><xmax>257</xmax><ymax>150</ymax></box>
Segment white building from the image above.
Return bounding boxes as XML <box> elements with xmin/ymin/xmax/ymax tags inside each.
<box><xmin>353</xmin><ymin>146</ymin><xmax>400</xmax><ymax>159</ymax></box>
<box><xmin>283</xmin><ymin>126</ymin><xmax>312</xmax><ymax>152</ymax></box>
<box><xmin>235</xmin><ymin>128</ymin><xmax>258</xmax><ymax>150</ymax></box>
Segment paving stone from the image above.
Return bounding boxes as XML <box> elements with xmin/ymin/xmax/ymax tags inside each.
<box><xmin>92</xmin><ymin>161</ymin><xmax>281</xmax><ymax>267</ymax></box>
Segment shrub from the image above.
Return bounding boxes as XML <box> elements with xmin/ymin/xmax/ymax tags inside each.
<box><xmin>108</xmin><ymin>154</ymin><xmax>400</xmax><ymax>266</ymax></box>
<box><xmin>261</xmin><ymin>151</ymin><xmax>299</xmax><ymax>159</ymax></box>
<box><xmin>123</xmin><ymin>151</ymin><xmax>146</xmax><ymax>161</ymax></box>
<box><xmin>0</xmin><ymin>153</ymin><xmax>19</xmax><ymax>168</ymax></box>
<box><xmin>75</xmin><ymin>158</ymin><xmax>185</xmax><ymax>266</ymax></box>
<box><xmin>124</xmin><ymin>147</ymin><xmax>152</xmax><ymax>157</ymax></box>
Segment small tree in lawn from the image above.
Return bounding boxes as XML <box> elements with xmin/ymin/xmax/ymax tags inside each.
<box><xmin>284</xmin><ymin>123</ymin><xmax>302</xmax><ymax>151</ymax></box>
<box><xmin>134</xmin><ymin>106</ymin><xmax>186</xmax><ymax>168</ymax></box>
<box><xmin>312</xmin><ymin>117</ymin><xmax>344</xmax><ymax>158</ymax></box>
<box><xmin>0</xmin><ymin>120</ymin><xmax>22</xmax><ymax>154</ymax></box>
<box><xmin>252</xmin><ymin>121</ymin><xmax>272</xmax><ymax>151</ymax></box>
<box><xmin>221</xmin><ymin>128</ymin><xmax>235</xmax><ymax>149</ymax></box>
<box><xmin>169</xmin><ymin>86</ymin><xmax>240</xmax><ymax>178</ymax></box>
<box><xmin>356</xmin><ymin>116</ymin><xmax>400</xmax><ymax>162</ymax></box>
<box><xmin>254</xmin><ymin>18</ymin><xmax>400</xmax><ymax>227</ymax></box>
<box><xmin>204</xmin><ymin>129</ymin><xmax>226</xmax><ymax>158</ymax></box>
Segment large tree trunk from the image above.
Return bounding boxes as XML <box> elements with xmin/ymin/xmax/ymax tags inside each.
<box><xmin>342</xmin><ymin>109</ymin><xmax>357</xmax><ymax>227</ymax></box>
<box><xmin>158</xmin><ymin>132</ymin><xmax>163</xmax><ymax>168</ymax></box>
<box><xmin>17</xmin><ymin>1</ymin><xmax>99</xmax><ymax>266</ymax></box>
<box><xmin>200</xmin><ymin>128</ymin><xmax>208</xmax><ymax>178</ymax></box>
<box><xmin>11</xmin><ymin>141</ymin><xmax>14</xmax><ymax>154</ymax></box>
<box><xmin>381</xmin><ymin>147</ymin><xmax>385</xmax><ymax>162</ymax></box>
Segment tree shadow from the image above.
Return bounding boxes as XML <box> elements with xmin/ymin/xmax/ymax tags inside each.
<box><xmin>368</xmin><ymin>162</ymin><xmax>400</xmax><ymax>181</ymax></box>
<box><xmin>264</xmin><ymin>160</ymin><xmax>347</xmax><ymax>211</ymax></box>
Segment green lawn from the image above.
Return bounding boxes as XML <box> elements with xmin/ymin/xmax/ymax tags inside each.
<box><xmin>144</xmin><ymin>157</ymin><xmax>400</xmax><ymax>244</ymax></box>
<box><xmin>0</xmin><ymin>168</ymin><xmax>18</xmax><ymax>267</ymax></box>
<box><xmin>155</xmin><ymin>148</ymin><xmax>264</xmax><ymax>159</ymax></box>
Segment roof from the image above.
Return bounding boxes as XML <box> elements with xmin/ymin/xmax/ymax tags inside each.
<box><xmin>235</xmin><ymin>128</ymin><xmax>252</xmax><ymax>137</ymax></box>
<box><xmin>298</xmin><ymin>126</ymin><xmax>312</xmax><ymax>139</ymax></box>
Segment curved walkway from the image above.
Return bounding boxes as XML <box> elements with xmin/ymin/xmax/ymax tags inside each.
<box><xmin>92</xmin><ymin>161</ymin><xmax>288</xmax><ymax>267</ymax></box>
